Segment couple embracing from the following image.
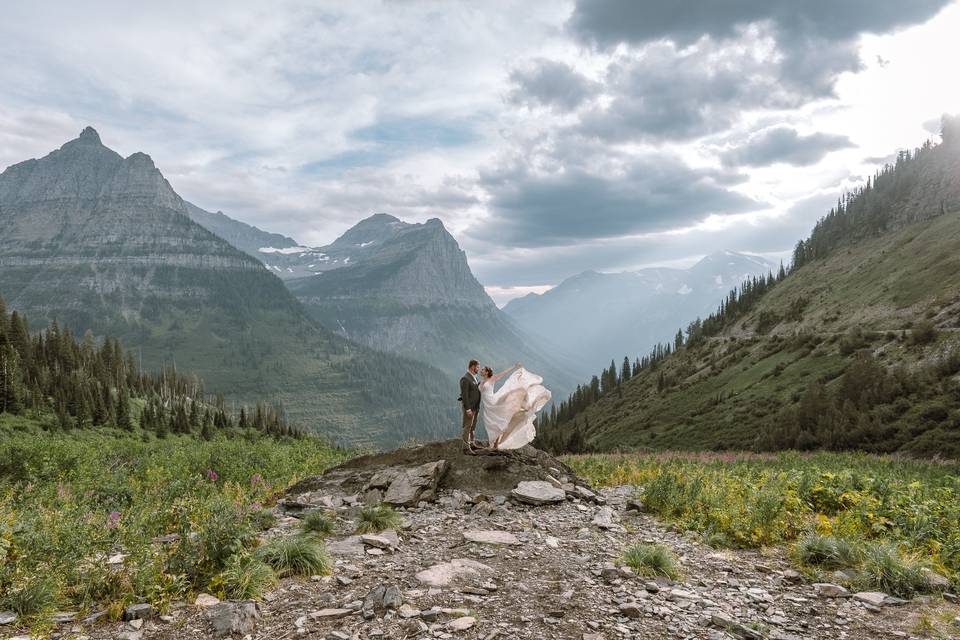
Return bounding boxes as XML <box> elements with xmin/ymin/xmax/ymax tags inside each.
<box><xmin>459</xmin><ymin>359</ymin><xmax>551</xmax><ymax>451</ymax></box>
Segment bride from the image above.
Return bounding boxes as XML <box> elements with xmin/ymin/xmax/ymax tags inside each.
<box><xmin>478</xmin><ymin>363</ymin><xmax>552</xmax><ymax>450</ymax></box>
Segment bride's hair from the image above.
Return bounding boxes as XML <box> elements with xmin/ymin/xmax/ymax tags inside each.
<box><xmin>482</xmin><ymin>366</ymin><xmax>493</xmax><ymax>378</ymax></box>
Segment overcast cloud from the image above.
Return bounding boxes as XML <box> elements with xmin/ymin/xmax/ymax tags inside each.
<box><xmin>1</xmin><ymin>0</ymin><xmax>958</xmax><ymax>302</ymax></box>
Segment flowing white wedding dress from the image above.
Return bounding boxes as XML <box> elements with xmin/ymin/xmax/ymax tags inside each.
<box><xmin>480</xmin><ymin>367</ymin><xmax>552</xmax><ymax>450</ymax></box>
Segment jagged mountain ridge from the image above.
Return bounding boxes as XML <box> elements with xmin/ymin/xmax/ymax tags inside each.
<box><xmin>286</xmin><ymin>214</ymin><xmax>582</xmax><ymax>393</ymax></box>
<box><xmin>184</xmin><ymin>202</ymin><xmax>301</xmax><ymax>260</ymax></box>
<box><xmin>0</xmin><ymin>127</ymin><xmax>457</xmax><ymax>447</ymax></box>
<box><xmin>503</xmin><ymin>251</ymin><xmax>778</xmax><ymax>373</ymax></box>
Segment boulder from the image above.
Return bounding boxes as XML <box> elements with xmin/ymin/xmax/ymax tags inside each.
<box><xmin>206</xmin><ymin>601</ymin><xmax>259</xmax><ymax>638</ymax></box>
<box><xmin>511</xmin><ymin>481</ymin><xmax>566</xmax><ymax>505</ymax></box>
<box><xmin>0</xmin><ymin>612</ymin><xmax>16</xmax><ymax>625</ymax></box>
<box><xmin>383</xmin><ymin>461</ymin><xmax>449</xmax><ymax>506</ymax></box>
<box><xmin>416</xmin><ymin>558</ymin><xmax>494</xmax><ymax>587</ymax></box>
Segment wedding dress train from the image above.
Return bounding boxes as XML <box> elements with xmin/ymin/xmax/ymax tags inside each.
<box><xmin>480</xmin><ymin>367</ymin><xmax>551</xmax><ymax>450</ymax></box>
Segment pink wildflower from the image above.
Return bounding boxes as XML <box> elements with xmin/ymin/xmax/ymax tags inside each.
<box><xmin>107</xmin><ymin>511</ymin><xmax>121</xmax><ymax>529</ymax></box>
<box><xmin>206</xmin><ymin>469</ymin><xmax>219</xmax><ymax>482</ymax></box>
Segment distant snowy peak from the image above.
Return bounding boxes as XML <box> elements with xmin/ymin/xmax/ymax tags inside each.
<box><xmin>258</xmin><ymin>246</ymin><xmax>312</xmax><ymax>255</ymax></box>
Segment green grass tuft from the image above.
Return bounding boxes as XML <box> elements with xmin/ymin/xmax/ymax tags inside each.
<box><xmin>255</xmin><ymin>536</ymin><xmax>332</xmax><ymax>577</ymax></box>
<box><xmin>859</xmin><ymin>543</ymin><xmax>929</xmax><ymax>598</ymax></box>
<box><xmin>216</xmin><ymin>555</ymin><xmax>278</xmax><ymax>600</ymax></box>
<box><xmin>355</xmin><ymin>504</ymin><xmax>402</xmax><ymax>534</ymax></box>
<box><xmin>794</xmin><ymin>534</ymin><xmax>861</xmax><ymax>570</ymax></box>
<box><xmin>622</xmin><ymin>543</ymin><xmax>681</xmax><ymax>579</ymax></box>
<box><xmin>301</xmin><ymin>510</ymin><xmax>337</xmax><ymax>536</ymax></box>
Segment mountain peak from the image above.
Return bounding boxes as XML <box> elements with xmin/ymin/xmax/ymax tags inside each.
<box><xmin>76</xmin><ymin>126</ymin><xmax>102</xmax><ymax>145</ymax></box>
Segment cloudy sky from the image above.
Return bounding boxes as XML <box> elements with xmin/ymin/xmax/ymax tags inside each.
<box><xmin>2</xmin><ymin>1</ymin><xmax>959</xmax><ymax>304</ymax></box>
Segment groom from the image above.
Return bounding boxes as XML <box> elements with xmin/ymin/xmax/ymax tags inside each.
<box><xmin>459</xmin><ymin>359</ymin><xmax>481</xmax><ymax>445</ymax></box>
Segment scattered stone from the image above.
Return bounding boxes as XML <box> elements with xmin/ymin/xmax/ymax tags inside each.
<box><xmin>511</xmin><ymin>480</ymin><xmax>566</xmax><ymax>505</ymax></box>
<box><xmin>205</xmin><ymin>601</ymin><xmax>259</xmax><ymax>638</ymax></box>
<box><xmin>625</xmin><ymin>498</ymin><xmax>644</xmax><ymax>512</ymax></box>
<box><xmin>195</xmin><ymin>593</ymin><xmax>221</xmax><ymax>608</ymax></box>
<box><xmin>152</xmin><ymin>533</ymin><xmax>180</xmax><ymax>544</ymax></box>
<box><xmin>448</xmin><ymin>616</ymin><xmax>477</xmax><ymax>631</ymax></box>
<box><xmin>591</xmin><ymin>506</ymin><xmax>622</xmax><ymax>530</ymax></box>
<box><xmin>813</xmin><ymin>583</ymin><xmax>849</xmax><ymax>598</ymax></box>
<box><xmin>618</xmin><ymin>602</ymin><xmax>643</xmax><ymax>618</ymax></box>
<box><xmin>360</xmin><ymin>533</ymin><xmax>395</xmax><ymax>550</ymax></box>
<box><xmin>51</xmin><ymin>611</ymin><xmax>77</xmax><ymax>624</ymax></box>
<box><xmin>463</xmin><ymin>529</ymin><xmax>521</xmax><ymax>545</ymax></box>
<box><xmin>327</xmin><ymin>535</ymin><xmax>366</xmax><ymax>557</ymax></box>
<box><xmin>853</xmin><ymin>592</ymin><xmax>890</xmax><ymax>607</ymax></box>
<box><xmin>782</xmin><ymin>569</ymin><xmax>803</xmax><ymax>583</ymax></box>
<box><xmin>312</xmin><ymin>609</ymin><xmax>354</xmax><ymax>619</ymax></box>
<box><xmin>0</xmin><ymin>612</ymin><xmax>16</xmax><ymax>625</ymax></box>
<box><xmin>383</xmin><ymin>585</ymin><xmax>402</xmax><ymax>610</ymax></box>
<box><xmin>124</xmin><ymin>604</ymin><xmax>153</xmax><ymax>621</ymax></box>
<box><xmin>711</xmin><ymin>611</ymin><xmax>764</xmax><ymax>640</ymax></box>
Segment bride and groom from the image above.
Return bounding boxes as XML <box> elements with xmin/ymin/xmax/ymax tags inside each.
<box><xmin>459</xmin><ymin>359</ymin><xmax>551</xmax><ymax>451</ymax></box>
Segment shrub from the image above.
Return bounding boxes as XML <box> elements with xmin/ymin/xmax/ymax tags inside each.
<box><xmin>255</xmin><ymin>536</ymin><xmax>331</xmax><ymax>577</ymax></box>
<box><xmin>2</xmin><ymin>576</ymin><xmax>60</xmax><ymax>618</ymax></box>
<box><xmin>910</xmin><ymin>320</ymin><xmax>938</xmax><ymax>346</ymax></box>
<box><xmin>215</xmin><ymin>555</ymin><xmax>277</xmax><ymax>599</ymax></box>
<box><xmin>859</xmin><ymin>543</ymin><xmax>929</xmax><ymax>598</ymax></box>
<box><xmin>301</xmin><ymin>510</ymin><xmax>336</xmax><ymax>536</ymax></box>
<box><xmin>622</xmin><ymin>543</ymin><xmax>681</xmax><ymax>579</ymax></box>
<box><xmin>250</xmin><ymin>508</ymin><xmax>278</xmax><ymax>531</ymax></box>
<box><xmin>355</xmin><ymin>504</ymin><xmax>402</xmax><ymax>534</ymax></box>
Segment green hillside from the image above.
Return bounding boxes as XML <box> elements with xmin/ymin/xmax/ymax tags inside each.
<box><xmin>539</xmin><ymin>119</ymin><xmax>960</xmax><ymax>458</ymax></box>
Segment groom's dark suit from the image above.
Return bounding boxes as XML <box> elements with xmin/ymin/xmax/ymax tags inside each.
<box><xmin>460</xmin><ymin>372</ymin><xmax>481</xmax><ymax>443</ymax></box>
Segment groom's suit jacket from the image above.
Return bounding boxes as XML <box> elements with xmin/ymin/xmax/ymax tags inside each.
<box><xmin>460</xmin><ymin>373</ymin><xmax>481</xmax><ymax>412</ymax></box>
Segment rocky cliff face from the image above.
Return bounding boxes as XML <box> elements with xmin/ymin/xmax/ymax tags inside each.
<box><xmin>287</xmin><ymin>215</ymin><xmax>579</xmax><ymax>393</ymax></box>
<box><xmin>0</xmin><ymin>128</ymin><xmax>456</xmax><ymax>447</ymax></box>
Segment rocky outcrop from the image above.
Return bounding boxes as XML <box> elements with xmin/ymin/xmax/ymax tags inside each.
<box><xmin>282</xmin><ymin>440</ymin><xmax>595</xmax><ymax>510</ymax></box>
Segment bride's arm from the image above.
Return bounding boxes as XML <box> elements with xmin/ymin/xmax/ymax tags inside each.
<box><xmin>490</xmin><ymin>362</ymin><xmax>522</xmax><ymax>385</ymax></box>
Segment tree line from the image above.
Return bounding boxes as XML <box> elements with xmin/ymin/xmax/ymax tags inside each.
<box><xmin>0</xmin><ymin>291</ymin><xmax>298</xmax><ymax>438</ymax></box>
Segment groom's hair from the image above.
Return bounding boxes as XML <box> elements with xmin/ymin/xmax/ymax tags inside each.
<box><xmin>468</xmin><ymin>359</ymin><xmax>479</xmax><ymax>369</ymax></box>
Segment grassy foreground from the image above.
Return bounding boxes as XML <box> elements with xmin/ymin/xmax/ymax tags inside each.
<box><xmin>0</xmin><ymin>425</ymin><xmax>348</xmax><ymax>632</ymax></box>
<box><xmin>568</xmin><ymin>451</ymin><xmax>959</xmax><ymax>596</ymax></box>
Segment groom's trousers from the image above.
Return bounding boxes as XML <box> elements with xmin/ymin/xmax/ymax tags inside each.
<box><xmin>461</xmin><ymin>408</ymin><xmax>477</xmax><ymax>443</ymax></box>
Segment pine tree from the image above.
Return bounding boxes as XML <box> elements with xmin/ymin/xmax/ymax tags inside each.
<box><xmin>116</xmin><ymin>386</ymin><xmax>132</xmax><ymax>431</ymax></box>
